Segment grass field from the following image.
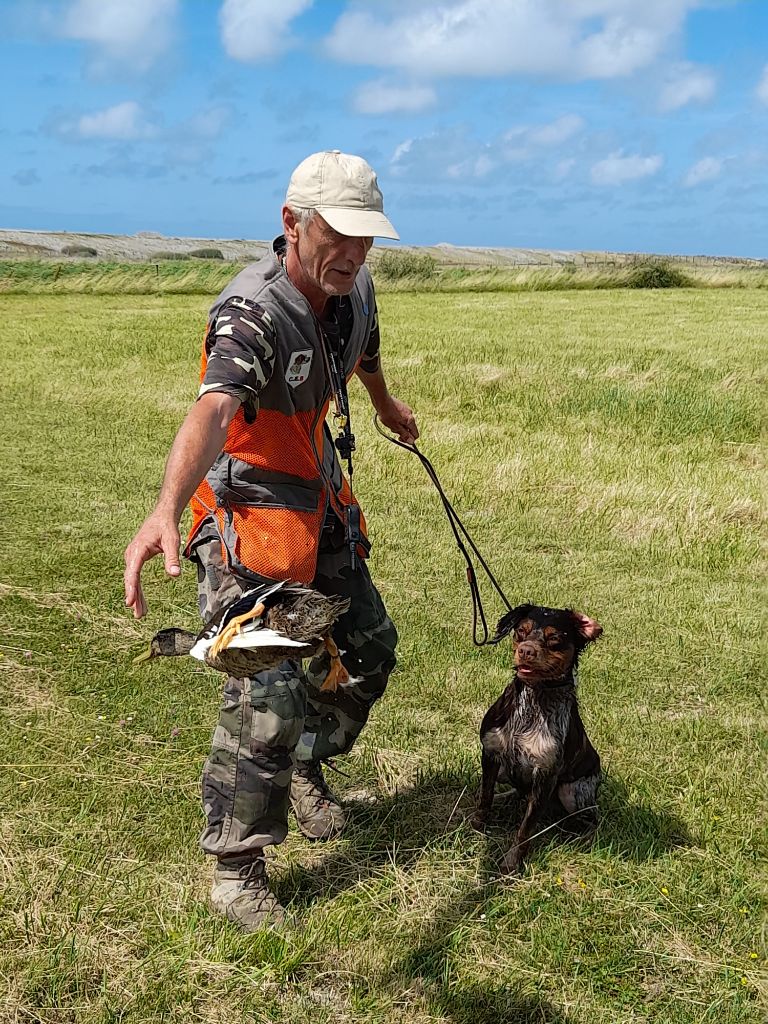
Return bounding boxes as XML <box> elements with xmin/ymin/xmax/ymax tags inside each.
<box><xmin>0</xmin><ymin>287</ymin><xmax>766</xmax><ymax>1023</ymax></box>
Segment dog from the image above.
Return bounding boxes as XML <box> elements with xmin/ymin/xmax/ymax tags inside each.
<box><xmin>472</xmin><ymin>604</ymin><xmax>603</xmax><ymax>875</ymax></box>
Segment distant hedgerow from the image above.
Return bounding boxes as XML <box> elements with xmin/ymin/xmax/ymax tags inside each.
<box><xmin>189</xmin><ymin>247</ymin><xmax>225</xmax><ymax>260</ymax></box>
<box><xmin>149</xmin><ymin>251</ymin><xmax>191</xmax><ymax>261</ymax></box>
<box><xmin>61</xmin><ymin>244</ymin><xmax>97</xmax><ymax>257</ymax></box>
<box><xmin>376</xmin><ymin>250</ymin><xmax>437</xmax><ymax>281</ymax></box>
<box><xmin>627</xmin><ymin>260</ymin><xmax>693</xmax><ymax>289</ymax></box>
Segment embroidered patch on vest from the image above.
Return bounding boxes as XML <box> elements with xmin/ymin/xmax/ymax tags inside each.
<box><xmin>285</xmin><ymin>349</ymin><xmax>313</xmax><ymax>387</ymax></box>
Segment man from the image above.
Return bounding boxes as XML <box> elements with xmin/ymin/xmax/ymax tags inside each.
<box><xmin>123</xmin><ymin>150</ymin><xmax>418</xmax><ymax>931</ymax></box>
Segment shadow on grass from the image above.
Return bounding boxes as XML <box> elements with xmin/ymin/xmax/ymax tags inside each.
<box><xmin>595</xmin><ymin>773</ymin><xmax>692</xmax><ymax>860</ymax></box>
<box><xmin>390</xmin><ymin>889</ymin><xmax>578</xmax><ymax>1024</ymax></box>
<box><xmin>277</xmin><ymin>766</ymin><xmax>691</xmax><ymax>909</ymax></box>
<box><xmin>277</xmin><ymin>764</ymin><xmax>475</xmax><ymax>907</ymax></box>
<box><xmin>478</xmin><ymin>771</ymin><xmax>692</xmax><ymax>871</ymax></box>
<box><xmin>271</xmin><ymin>767</ymin><xmax>691</xmax><ymax>1020</ymax></box>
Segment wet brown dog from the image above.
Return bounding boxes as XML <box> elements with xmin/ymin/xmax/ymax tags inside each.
<box><xmin>472</xmin><ymin>604</ymin><xmax>603</xmax><ymax>875</ymax></box>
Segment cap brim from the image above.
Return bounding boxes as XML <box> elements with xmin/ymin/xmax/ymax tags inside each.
<box><xmin>316</xmin><ymin>206</ymin><xmax>399</xmax><ymax>240</ymax></box>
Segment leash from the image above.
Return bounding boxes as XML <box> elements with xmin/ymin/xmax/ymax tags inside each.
<box><xmin>374</xmin><ymin>415</ymin><xmax>513</xmax><ymax>646</ymax></box>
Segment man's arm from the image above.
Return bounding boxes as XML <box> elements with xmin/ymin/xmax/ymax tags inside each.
<box><xmin>123</xmin><ymin>392</ymin><xmax>241</xmax><ymax>619</ymax></box>
<box><xmin>356</xmin><ymin>361</ymin><xmax>419</xmax><ymax>444</ymax></box>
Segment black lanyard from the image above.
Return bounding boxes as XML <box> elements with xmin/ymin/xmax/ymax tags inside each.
<box><xmin>317</xmin><ymin>315</ymin><xmax>362</xmax><ymax>568</ymax></box>
<box><xmin>320</xmin><ymin>319</ymin><xmax>355</xmax><ymax>473</ymax></box>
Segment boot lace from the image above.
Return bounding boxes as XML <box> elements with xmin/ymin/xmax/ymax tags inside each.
<box><xmin>237</xmin><ymin>859</ymin><xmax>266</xmax><ymax>889</ymax></box>
<box><xmin>296</xmin><ymin>761</ymin><xmax>335</xmax><ymax>810</ymax></box>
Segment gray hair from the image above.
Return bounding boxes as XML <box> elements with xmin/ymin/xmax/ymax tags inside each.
<box><xmin>287</xmin><ymin>205</ymin><xmax>317</xmax><ymax>230</ymax></box>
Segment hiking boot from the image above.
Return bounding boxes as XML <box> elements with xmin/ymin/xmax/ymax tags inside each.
<box><xmin>290</xmin><ymin>761</ymin><xmax>348</xmax><ymax>840</ymax></box>
<box><xmin>210</xmin><ymin>855</ymin><xmax>286</xmax><ymax>932</ymax></box>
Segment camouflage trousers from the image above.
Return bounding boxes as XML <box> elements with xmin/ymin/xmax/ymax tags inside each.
<box><xmin>189</xmin><ymin>517</ymin><xmax>397</xmax><ymax>859</ymax></box>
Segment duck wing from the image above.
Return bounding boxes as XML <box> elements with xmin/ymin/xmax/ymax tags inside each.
<box><xmin>190</xmin><ymin>581</ymin><xmax>324</xmax><ymax>665</ymax></box>
<box><xmin>266</xmin><ymin>592</ymin><xmax>351</xmax><ymax>642</ymax></box>
<box><xmin>196</xmin><ymin>581</ymin><xmax>290</xmax><ymax>642</ymax></box>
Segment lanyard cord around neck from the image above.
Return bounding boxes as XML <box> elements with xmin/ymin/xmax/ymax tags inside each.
<box><xmin>279</xmin><ymin>246</ymin><xmax>357</xmax><ymax>500</ymax></box>
<box><xmin>316</xmin><ymin>315</ymin><xmax>363</xmax><ymax>568</ymax></box>
<box><xmin>279</xmin><ymin>250</ymin><xmax>362</xmax><ymax>565</ymax></box>
<box><xmin>320</xmin><ymin>320</ymin><xmax>355</xmax><ymax>478</ymax></box>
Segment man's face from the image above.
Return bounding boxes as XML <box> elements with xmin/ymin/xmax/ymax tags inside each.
<box><xmin>284</xmin><ymin>209</ymin><xmax>373</xmax><ymax>299</ymax></box>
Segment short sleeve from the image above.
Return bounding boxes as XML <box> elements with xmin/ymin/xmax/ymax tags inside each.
<box><xmin>358</xmin><ymin>299</ymin><xmax>380</xmax><ymax>374</ymax></box>
<box><xmin>198</xmin><ymin>297</ymin><xmax>276</xmax><ymax>422</ymax></box>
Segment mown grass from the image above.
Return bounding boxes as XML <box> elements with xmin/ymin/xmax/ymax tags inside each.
<box><xmin>0</xmin><ymin>288</ymin><xmax>766</xmax><ymax>1023</ymax></box>
<box><xmin>2</xmin><ymin>257</ymin><xmax>768</xmax><ymax>295</ymax></box>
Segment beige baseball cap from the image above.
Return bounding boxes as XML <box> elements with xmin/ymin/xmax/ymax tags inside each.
<box><xmin>286</xmin><ymin>150</ymin><xmax>399</xmax><ymax>240</ymax></box>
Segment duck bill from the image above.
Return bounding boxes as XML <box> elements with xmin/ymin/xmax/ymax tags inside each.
<box><xmin>132</xmin><ymin>648</ymin><xmax>154</xmax><ymax>665</ymax></box>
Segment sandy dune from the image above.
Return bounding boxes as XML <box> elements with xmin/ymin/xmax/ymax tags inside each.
<box><xmin>0</xmin><ymin>227</ymin><xmax>764</xmax><ymax>268</ymax></box>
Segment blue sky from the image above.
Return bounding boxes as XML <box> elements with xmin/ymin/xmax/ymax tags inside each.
<box><xmin>2</xmin><ymin>0</ymin><xmax>767</xmax><ymax>256</ymax></box>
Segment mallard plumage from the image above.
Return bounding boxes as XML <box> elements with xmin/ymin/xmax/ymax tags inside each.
<box><xmin>133</xmin><ymin>581</ymin><xmax>351</xmax><ymax>689</ymax></box>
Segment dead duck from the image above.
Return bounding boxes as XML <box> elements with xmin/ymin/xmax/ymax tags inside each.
<box><xmin>133</xmin><ymin>581</ymin><xmax>352</xmax><ymax>690</ymax></box>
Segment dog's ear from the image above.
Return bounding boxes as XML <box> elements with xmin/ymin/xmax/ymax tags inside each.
<box><xmin>568</xmin><ymin>610</ymin><xmax>603</xmax><ymax>649</ymax></box>
<box><xmin>491</xmin><ymin>604</ymin><xmax>534</xmax><ymax>644</ymax></box>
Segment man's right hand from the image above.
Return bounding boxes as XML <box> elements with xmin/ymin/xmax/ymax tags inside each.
<box><xmin>124</xmin><ymin>513</ymin><xmax>181</xmax><ymax>619</ymax></box>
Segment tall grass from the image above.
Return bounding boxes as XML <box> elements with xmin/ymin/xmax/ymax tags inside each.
<box><xmin>0</xmin><ymin>288</ymin><xmax>765</xmax><ymax>1023</ymax></box>
<box><xmin>2</xmin><ymin>257</ymin><xmax>768</xmax><ymax>295</ymax></box>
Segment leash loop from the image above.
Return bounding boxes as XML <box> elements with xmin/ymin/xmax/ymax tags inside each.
<box><xmin>374</xmin><ymin>415</ymin><xmax>512</xmax><ymax>646</ymax></box>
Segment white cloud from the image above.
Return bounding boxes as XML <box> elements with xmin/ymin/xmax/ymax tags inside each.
<box><xmin>178</xmin><ymin>104</ymin><xmax>233</xmax><ymax>141</ymax></box>
<box><xmin>325</xmin><ymin>0</ymin><xmax>707</xmax><ymax>81</ymax></box>
<box><xmin>446</xmin><ymin>153</ymin><xmax>498</xmax><ymax>179</ymax></box>
<box><xmin>391</xmin><ymin>113</ymin><xmax>585</xmax><ymax>180</ymax></box>
<box><xmin>500</xmin><ymin>115</ymin><xmax>584</xmax><ymax>162</ymax></box>
<box><xmin>757</xmin><ymin>65</ymin><xmax>768</xmax><ymax>106</ymax></box>
<box><xmin>683</xmin><ymin>157</ymin><xmax>722</xmax><ymax>187</ymax></box>
<box><xmin>590</xmin><ymin>150</ymin><xmax>663</xmax><ymax>185</ymax></box>
<box><xmin>57</xmin><ymin>101</ymin><xmax>157</xmax><ymax>140</ymax></box>
<box><xmin>658</xmin><ymin>62</ymin><xmax>716</xmax><ymax>111</ymax></box>
<box><xmin>522</xmin><ymin>114</ymin><xmax>584</xmax><ymax>148</ymax></box>
<box><xmin>353</xmin><ymin>80</ymin><xmax>437</xmax><ymax>115</ymax></box>
<box><xmin>60</xmin><ymin>0</ymin><xmax>177</xmax><ymax>71</ymax></box>
<box><xmin>219</xmin><ymin>0</ymin><xmax>313</xmax><ymax>62</ymax></box>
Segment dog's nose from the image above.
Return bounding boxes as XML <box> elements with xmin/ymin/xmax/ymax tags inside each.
<box><xmin>517</xmin><ymin>642</ymin><xmax>537</xmax><ymax>662</ymax></box>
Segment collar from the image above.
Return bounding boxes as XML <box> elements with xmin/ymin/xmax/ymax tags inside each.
<box><xmin>273</xmin><ymin>235</ymin><xmax>287</xmax><ymax>261</ymax></box>
<box><xmin>516</xmin><ymin>668</ymin><xmax>576</xmax><ymax>690</ymax></box>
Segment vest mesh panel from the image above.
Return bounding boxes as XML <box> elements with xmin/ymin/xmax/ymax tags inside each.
<box><xmin>230</xmin><ymin>506</ymin><xmax>320</xmax><ymax>584</ymax></box>
<box><xmin>226</xmin><ymin>408</ymin><xmax>322</xmax><ymax>477</ymax></box>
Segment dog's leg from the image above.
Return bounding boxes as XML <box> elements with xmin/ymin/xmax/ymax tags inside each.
<box><xmin>557</xmin><ymin>774</ymin><xmax>600</xmax><ymax>841</ymax></box>
<box><xmin>471</xmin><ymin>751</ymin><xmax>500</xmax><ymax>831</ymax></box>
<box><xmin>500</xmin><ymin>768</ymin><xmax>557</xmax><ymax>875</ymax></box>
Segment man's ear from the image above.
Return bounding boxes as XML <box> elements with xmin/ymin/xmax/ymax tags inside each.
<box><xmin>568</xmin><ymin>610</ymin><xmax>603</xmax><ymax>648</ymax></box>
<box><xmin>491</xmin><ymin>604</ymin><xmax>534</xmax><ymax>645</ymax></box>
<box><xmin>282</xmin><ymin>205</ymin><xmax>299</xmax><ymax>246</ymax></box>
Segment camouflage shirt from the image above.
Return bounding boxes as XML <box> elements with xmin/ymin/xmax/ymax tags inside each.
<box><xmin>198</xmin><ymin>251</ymin><xmax>380</xmax><ymax>423</ymax></box>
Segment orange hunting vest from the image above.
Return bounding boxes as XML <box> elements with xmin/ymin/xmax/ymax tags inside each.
<box><xmin>185</xmin><ymin>243</ymin><xmax>375</xmax><ymax>585</ymax></box>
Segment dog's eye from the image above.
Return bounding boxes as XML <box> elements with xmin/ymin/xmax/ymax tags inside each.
<box><xmin>546</xmin><ymin>634</ymin><xmax>569</xmax><ymax>649</ymax></box>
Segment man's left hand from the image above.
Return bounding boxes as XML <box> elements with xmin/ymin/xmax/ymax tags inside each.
<box><xmin>376</xmin><ymin>396</ymin><xmax>419</xmax><ymax>444</ymax></box>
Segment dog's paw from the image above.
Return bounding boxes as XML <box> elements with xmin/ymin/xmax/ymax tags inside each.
<box><xmin>469</xmin><ymin>811</ymin><xmax>489</xmax><ymax>832</ymax></box>
<box><xmin>499</xmin><ymin>849</ymin><xmax>523</xmax><ymax>876</ymax></box>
